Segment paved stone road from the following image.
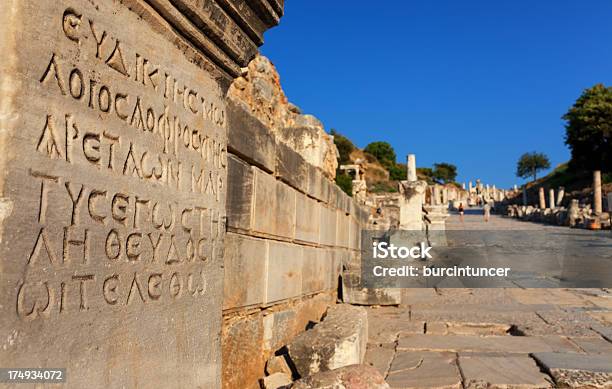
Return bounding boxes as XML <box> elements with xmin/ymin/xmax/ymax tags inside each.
<box><xmin>366</xmin><ymin>212</ymin><xmax>612</xmax><ymax>388</ymax></box>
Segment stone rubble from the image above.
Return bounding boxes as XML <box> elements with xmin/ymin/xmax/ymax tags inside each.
<box><xmin>286</xmin><ymin>305</ymin><xmax>368</xmax><ymax>378</ymax></box>
<box><xmin>291</xmin><ymin>364</ymin><xmax>390</xmax><ymax>389</ymax></box>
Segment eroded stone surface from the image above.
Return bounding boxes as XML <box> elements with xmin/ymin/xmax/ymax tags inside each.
<box><xmin>261</xmin><ymin>372</ymin><xmax>292</xmax><ymax>389</ymax></box>
<box><xmin>459</xmin><ymin>355</ymin><xmax>552</xmax><ymax>388</ymax></box>
<box><xmin>533</xmin><ymin>353</ymin><xmax>612</xmax><ymax>388</ymax></box>
<box><xmin>287</xmin><ymin>304</ymin><xmax>368</xmax><ymax>377</ymax></box>
<box><xmin>365</xmin><ymin>343</ymin><xmax>396</xmax><ymax>377</ymax></box>
<box><xmin>266</xmin><ymin>355</ymin><xmax>293</xmax><ymax>377</ymax></box>
<box><xmin>386</xmin><ymin>351</ymin><xmax>462</xmax><ymax>389</ymax></box>
<box><xmin>292</xmin><ymin>364</ymin><xmax>390</xmax><ymax>389</ymax></box>
<box><xmin>399</xmin><ymin>334</ymin><xmax>579</xmax><ymax>353</ymax></box>
<box><xmin>0</xmin><ymin>1</ymin><xmax>229</xmax><ymax>387</ymax></box>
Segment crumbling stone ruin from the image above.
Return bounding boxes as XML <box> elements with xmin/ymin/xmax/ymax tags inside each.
<box><xmin>222</xmin><ymin>54</ymin><xmax>369</xmax><ymax>388</ymax></box>
<box><xmin>503</xmin><ymin>170</ymin><xmax>611</xmax><ymax>230</ymax></box>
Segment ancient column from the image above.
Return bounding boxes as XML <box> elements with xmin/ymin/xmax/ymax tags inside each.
<box><xmin>549</xmin><ymin>188</ymin><xmax>555</xmax><ymax>209</ymax></box>
<box><xmin>539</xmin><ymin>187</ymin><xmax>546</xmax><ymax>209</ymax></box>
<box><xmin>514</xmin><ymin>184</ymin><xmax>518</xmax><ymax>191</ymax></box>
<box><xmin>462</xmin><ymin>182</ymin><xmax>466</xmax><ymax>190</ymax></box>
<box><xmin>0</xmin><ymin>1</ymin><xmax>282</xmax><ymax>387</ymax></box>
<box><xmin>468</xmin><ymin>181</ymin><xmax>473</xmax><ymax>192</ymax></box>
<box><xmin>607</xmin><ymin>193</ymin><xmax>612</xmax><ymax>212</ymax></box>
<box><xmin>522</xmin><ymin>188</ymin><xmax>528</xmax><ymax>206</ymax></box>
<box><xmin>556</xmin><ymin>187</ymin><xmax>565</xmax><ymax>207</ymax></box>
<box><xmin>407</xmin><ymin>154</ymin><xmax>417</xmax><ymax>182</ymax></box>
<box><xmin>594</xmin><ymin>170</ymin><xmax>603</xmax><ymax>215</ymax></box>
<box><xmin>442</xmin><ymin>187</ymin><xmax>449</xmax><ymax>204</ymax></box>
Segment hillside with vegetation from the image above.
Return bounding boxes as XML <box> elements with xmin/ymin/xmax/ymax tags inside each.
<box><xmin>331</xmin><ymin>130</ymin><xmax>459</xmax><ymax>195</ymax></box>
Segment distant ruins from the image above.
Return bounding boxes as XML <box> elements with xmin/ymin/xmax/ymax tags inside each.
<box><xmin>504</xmin><ymin>170</ymin><xmax>611</xmax><ymax>229</ymax></box>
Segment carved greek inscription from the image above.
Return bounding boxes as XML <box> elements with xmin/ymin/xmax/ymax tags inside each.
<box><xmin>15</xmin><ymin>5</ymin><xmax>226</xmax><ymax>320</ymax></box>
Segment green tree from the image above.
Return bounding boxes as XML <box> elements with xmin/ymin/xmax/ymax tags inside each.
<box><xmin>335</xmin><ymin>173</ymin><xmax>353</xmax><ymax>196</ymax></box>
<box><xmin>432</xmin><ymin>163</ymin><xmax>458</xmax><ymax>184</ymax></box>
<box><xmin>330</xmin><ymin>129</ymin><xmax>355</xmax><ymax>165</ymax></box>
<box><xmin>563</xmin><ymin>84</ymin><xmax>612</xmax><ymax>172</ymax></box>
<box><xmin>388</xmin><ymin>163</ymin><xmax>407</xmax><ymax>181</ymax></box>
<box><xmin>516</xmin><ymin>152</ymin><xmax>550</xmax><ymax>181</ymax></box>
<box><xmin>364</xmin><ymin>141</ymin><xmax>396</xmax><ymax>169</ymax></box>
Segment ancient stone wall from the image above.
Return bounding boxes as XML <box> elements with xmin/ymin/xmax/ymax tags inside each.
<box><xmin>0</xmin><ymin>1</ymin><xmax>281</xmax><ymax>388</ymax></box>
<box><xmin>222</xmin><ymin>87</ymin><xmax>368</xmax><ymax>387</ymax></box>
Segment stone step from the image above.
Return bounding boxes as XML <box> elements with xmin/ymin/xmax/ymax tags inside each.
<box><xmin>533</xmin><ymin>352</ymin><xmax>612</xmax><ymax>388</ymax></box>
<box><xmin>459</xmin><ymin>355</ymin><xmax>552</xmax><ymax>388</ymax></box>
<box><xmin>398</xmin><ymin>334</ymin><xmax>580</xmax><ymax>353</ymax></box>
<box><xmin>385</xmin><ymin>351</ymin><xmax>462</xmax><ymax>389</ymax></box>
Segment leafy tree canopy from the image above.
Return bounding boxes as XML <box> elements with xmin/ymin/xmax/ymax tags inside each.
<box><xmin>364</xmin><ymin>141</ymin><xmax>396</xmax><ymax>169</ymax></box>
<box><xmin>330</xmin><ymin>129</ymin><xmax>355</xmax><ymax>165</ymax></box>
<box><xmin>335</xmin><ymin>173</ymin><xmax>353</xmax><ymax>196</ymax></box>
<box><xmin>516</xmin><ymin>152</ymin><xmax>550</xmax><ymax>181</ymax></box>
<box><xmin>389</xmin><ymin>163</ymin><xmax>407</xmax><ymax>181</ymax></box>
<box><xmin>563</xmin><ymin>84</ymin><xmax>612</xmax><ymax>172</ymax></box>
<box><xmin>432</xmin><ymin>163</ymin><xmax>458</xmax><ymax>184</ymax></box>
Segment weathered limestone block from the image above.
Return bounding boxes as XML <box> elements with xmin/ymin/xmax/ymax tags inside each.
<box><xmin>261</xmin><ymin>372</ymin><xmax>292</xmax><ymax>389</ymax></box>
<box><xmin>227</xmin><ymin>154</ymin><xmax>254</xmax><ymax>230</ymax></box>
<box><xmin>319</xmin><ymin>205</ymin><xmax>338</xmax><ymax>246</ymax></box>
<box><xmin>252</xmin><ymin>167</ymin><xmax>296</xmax><ymax>239</ymax></box>
<box><xmin>262</xmin><ymin>293</ymin><xmax>333</xmax><ymax>353</ymax></box>
<box><xmin>252</xmin><ymin>166</ymin><xmax>278</xmax><ymax>234</ymax></box>
<box><xmin>302</xmin><ymin>246</ymin><xmax>328</xmax><ymax>294</ymax></box>
<box><xmin>227</xmin><ymin>55</ymin><xmax>338</xmax><ymax>178</ymax></box>
<box><xmin>292</xmin><ymin>364</ymin><xmax>390</xmax><ymax>389</ymax></box>
<box><xmin>280</xmin><ymin>124</ymin><xmax>339</xmax><ymax>180</ymax></box>
<box><xmin>273</xmin><ymin>180</ymin><xmax>297</xmax><ymax>239</ymax></box>
<box><xmin>287</xmin><ymin>304</ymin><xmax>368</xmax><ymax>377</ymax></box>
<box><xmin>307</xmin><ymin>165</ymin><xmax>326</xmax><ymax>202</ymax></box>
<box><xmin>336</xmin><ymin>210</ymin><xmax>350</xmax><ymax>249</ymax></box>
<box><xmin>223</xmin><ymin>233</ymin><xmax>266</xmax><ymax>309</ymax></box>
<box><xmin>341</xmin><ymin>271</ymin><xmax>402</xmax><ymax>306</ymax></box>
<box><xmin>0</xmin><ymin>0</ymin><xmax>286</xmax><ymax>386</ymax></box>
<box><xmin>348</xmin><ymin>216</ymin><xmax>361</xmax><ymax>251</ymax></box>
<box><xmin>222</xmin><ymin>314</ymin><xmax>266</xmax><ymax>389</ymax></box>
<box><xmin>227</xmin><ymin>99</ymin><xmax>276</xmax><ymax>172</ymax></box>
<box><xmin>265</xmin><ymin>241</ymin><xmax>303</xmax><ymax>304</ymax></box>
<box><xmin>266</xmin><ymin>355</ymin><xmax>293</xmax><ymax>376</ymax></box>
<box><xmin>275</xmin><ymin>140</ymin><xmax>308</xmax><ymax>193</ymax></box>
<box><xmin>295</xmin><ymin>193</ymin><xmax>321</xmax><ymax>244</ymax></box>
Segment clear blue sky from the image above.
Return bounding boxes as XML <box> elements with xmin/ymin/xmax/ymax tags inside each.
<box><xmin>260</xmin><ymin>1</ymin><xmax>612</xmax><ymax>188</ymax></box>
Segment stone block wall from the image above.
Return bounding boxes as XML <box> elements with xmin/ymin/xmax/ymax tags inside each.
<box><xmin>222</xmin><ymin>100</ymin><xmax>368</xmax><ymax>388</ymax></box>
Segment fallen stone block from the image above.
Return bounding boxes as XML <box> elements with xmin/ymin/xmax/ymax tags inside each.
<box><xmin>266</xmin><ymin>355</ymin><xmax>293</xmax><ymax>376</ymax></box>
<box><xmin>287</xmin><ymin>305</ymin><xmax>368</xmax><ymax>377</ymax></box>
<box><xmin>261</xmin><ymin>372</ymin><xmax>292</xmax><ymax>389</ymax></box>
<box><xmin>459</xmin><ymin>355</ymin><xmax>552</xmax><ymax>388</ymax></box>
<box><xmin>533</xmin><ymin>352</ymin><xmax>612</xmax><ymax>389</ymax></box>
<box><xmin>291</xmin><ymin>364</ymin><xmax>390</xmax><ymax>389</ymax></box>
